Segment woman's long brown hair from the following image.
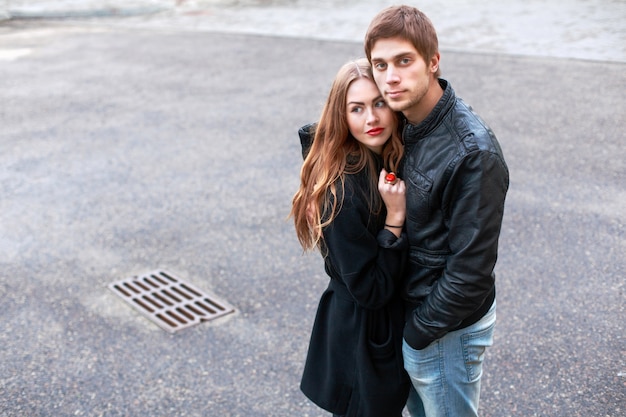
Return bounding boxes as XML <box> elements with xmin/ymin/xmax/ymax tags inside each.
<box><xmin>290</xmin><ymin>58</ymin><xmax>403</xmax><ymax>252</ymax></box>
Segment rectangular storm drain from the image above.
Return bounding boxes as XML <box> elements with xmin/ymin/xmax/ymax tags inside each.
<box><xmin>108</xmin><ymin>270</ymin><xmax>235</xmax><ymax>333</ymax></box>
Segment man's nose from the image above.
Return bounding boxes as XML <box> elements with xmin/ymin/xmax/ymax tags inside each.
<box><xmin>386</xmin><ymin>66</ymin><xmax>399</xmax><ymax>83</ymax></box>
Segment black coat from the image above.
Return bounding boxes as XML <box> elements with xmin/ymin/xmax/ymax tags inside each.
<box><xmin>298</xmin><ymin>125</ymin><xmax>410</xmax><ymax>416</ymax></box>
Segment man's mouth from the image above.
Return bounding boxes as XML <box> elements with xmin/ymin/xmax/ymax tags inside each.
<box><xmin>387</xmin><ymin>90</ymin><xmax>403</xmax><ymax>99</ymax></box>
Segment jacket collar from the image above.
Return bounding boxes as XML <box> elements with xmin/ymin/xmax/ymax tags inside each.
<box><xmin>402</xmin><ymin>78</ymin><xmax>455</xmax><ymax>143</ymax></box>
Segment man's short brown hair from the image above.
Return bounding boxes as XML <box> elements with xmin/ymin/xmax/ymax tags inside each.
<box><xmin>364</xmin><ymin>5</ymin><xmax>440</xmax><ymax>77</ymax></box>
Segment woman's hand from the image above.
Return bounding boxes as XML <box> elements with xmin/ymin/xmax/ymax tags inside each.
<box><xmin>378</xmin><ymin>169</ymin><xmax>406</xmax><ymax>237</ymax></box>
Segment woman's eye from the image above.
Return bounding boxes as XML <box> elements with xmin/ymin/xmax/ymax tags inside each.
<box><xmin>375</xmin><ymin>100</ymin><xmax>387</xmax><ymax>108</ymax></box>
<box><xmin>350</xmin><ymin>106</ymin><xmax>363</xmax><ymax>113</ymax></box>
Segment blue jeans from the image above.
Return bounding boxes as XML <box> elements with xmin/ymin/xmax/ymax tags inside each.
<box><xmin>402</xmin><ymin>300</ymin><xmax>496</xmax><ymax>417</ymax></box>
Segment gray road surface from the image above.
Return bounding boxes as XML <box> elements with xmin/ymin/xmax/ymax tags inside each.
<box><xmin>2</xmin><ymin>0</ymin><xmax>626</xmax><ymax>63</ymax></box>
<box><xmin>0</xmin><ymin>1</ymin><xmax>625</xmax><ymax>416</ymax></box>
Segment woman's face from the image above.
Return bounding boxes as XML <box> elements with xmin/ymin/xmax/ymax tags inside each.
<box><xmin>345</xmin><ymin>77</ymin><xmax>395</xmax><ymax>154</ymax></box>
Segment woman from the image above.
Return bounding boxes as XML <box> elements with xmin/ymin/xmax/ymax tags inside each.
<box><xmin>291</xmin><ymin>58</ymin><xmax>410</xmax><ymax>417</ymax></box>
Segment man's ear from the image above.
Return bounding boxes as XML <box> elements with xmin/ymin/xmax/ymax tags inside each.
<box><xmin>430</xmin><ymin>52</ymin><xmax>441</xmax><ymax>74</ymax></box>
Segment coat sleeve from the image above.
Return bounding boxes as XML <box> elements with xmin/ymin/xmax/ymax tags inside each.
<box><xmin>404</xmin><ymin>150</ymin><xmax>508</xmax><ymax>349</ymax></box>
<box><xmin>323</xmin><ymin>184</ymin><xmax>407</xmax><ymax>310</ymax></box>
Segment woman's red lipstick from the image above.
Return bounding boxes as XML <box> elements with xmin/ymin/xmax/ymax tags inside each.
<box><xmin>367</xmin><ymin>128</ymin><xmax>384</xmax><ymax>135</ymax></box>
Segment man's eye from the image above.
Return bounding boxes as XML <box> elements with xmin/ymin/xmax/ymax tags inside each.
<box><xmin>374</xmin><ymin>63</ymin><xmax>386</xmax><ymax>70</ymax></box>
<box><xmin>400</xmin><ymin>58</ymin><xmax>411</xmax><ymax>65</ymax></box>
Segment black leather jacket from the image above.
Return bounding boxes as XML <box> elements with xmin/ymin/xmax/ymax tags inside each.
<box><xmin>402</xmin><ymin>79</ymin><xmax>509</xmax><ymax>350</ymax></box>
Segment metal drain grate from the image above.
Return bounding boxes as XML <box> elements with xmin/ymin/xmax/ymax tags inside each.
<box><xmin>108</xmin><ymin>270</ymin><xmax>235</xmax><ymax>333</ymax></box>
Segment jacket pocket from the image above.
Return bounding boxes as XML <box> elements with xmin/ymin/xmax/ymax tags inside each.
<box><xmin>406</xmin><ymin>249</ymin><xmax>448</xmax><ymax>299</ymax></box>
<box><xmin>405</xmin><ymin>168</ymin><xmax>432</xmax><ymax>225</ymax></box>
<box><xmin>409</xmin><ymin>247</ymin><xmax>447</xmax><ymax>268</ymax></box>
<box><xmin>367</xmin><ymin>307</ymin><xmax>395</xmax><ymax>359</ymax></box>
<box><xmin>406</xmin><ymin>167</ymin><xmax>432</xmax><ymax>192</ymax></box>
<box><xmin>358</xmin><ymin>306</ymin><xmax>410</xmax><ymax>417</ymax></box>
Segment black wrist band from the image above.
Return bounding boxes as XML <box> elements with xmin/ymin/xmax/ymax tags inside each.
<box><xmin>385</xmin><ymin>224</ymin><xmax>403</xmax><ymax>228</ymax></box>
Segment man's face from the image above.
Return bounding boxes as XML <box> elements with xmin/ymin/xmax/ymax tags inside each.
<box><xmin>370</xmin><ymin>37</ymin><xmax>439</xmax><ymax>124</ymax></box>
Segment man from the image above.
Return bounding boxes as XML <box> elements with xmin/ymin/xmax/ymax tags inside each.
<box><xmin>364</xmin><ymin>5</ymin><xmax>509</xmax><ymax>417</ymax></box>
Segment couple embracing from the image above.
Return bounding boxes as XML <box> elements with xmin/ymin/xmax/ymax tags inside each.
<box><xmin>290</xmin><ymin>5</ymin><xmax>509</xmax><ymax>417</ymax></box>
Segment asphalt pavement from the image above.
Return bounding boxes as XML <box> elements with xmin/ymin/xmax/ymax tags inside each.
<box><xmin>0</xmin><ymin>1</ymin><xmax>625</xmax><ymax>416</ymax></box>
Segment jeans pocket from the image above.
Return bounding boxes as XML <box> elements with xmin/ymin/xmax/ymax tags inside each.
<box><xmin>461</xmin><ymin>323</ymin><xmax>495</xmax><ymax>382</ymax></box>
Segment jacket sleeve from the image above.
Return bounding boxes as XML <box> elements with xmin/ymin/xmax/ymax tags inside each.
<box><xmin>323</xmin><ymin>185</ymin><xmax>407</xmax><ymax>310</ymax></box>
<box><xmin>404</xmin><ymin>150</ymin><xmax>509</xmax><ymax>349</ymax></box>
<box><xmin>298</xmin><ymin>123</ymin><xmax>316</xmax><ymax>160</ymax></box>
